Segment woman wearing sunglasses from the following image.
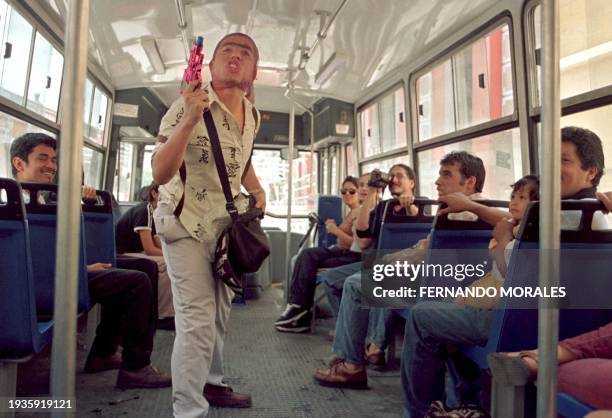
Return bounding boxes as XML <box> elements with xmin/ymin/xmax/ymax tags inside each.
<box><xmin>275</xmin><ymin>175</ymin><xmax>369</xmax><ymax>333</ymax></box>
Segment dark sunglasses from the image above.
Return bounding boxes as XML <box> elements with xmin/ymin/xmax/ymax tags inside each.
<box><xmin>341</xmin><ymin>189</ymin><xmax>357</xmax><ymax>195</ymax></box>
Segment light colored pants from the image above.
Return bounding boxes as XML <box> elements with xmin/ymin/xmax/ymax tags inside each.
<box><xmin>124</xmin><ymin>252</ymin><xmax>175</xmax><ymax>319</ymax></box>
<box><xmin>157</xmin><ymin>214</ymin><xmax>232</xmax><ymax>418</ymax></box>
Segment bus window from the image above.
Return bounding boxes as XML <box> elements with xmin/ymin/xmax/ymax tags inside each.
<box><xmin>251</xmin><ymin>149</ymin><xmax>316</xmax><ymax>233</ymax></box>
<box><xmin>27</xmin><ymin>32</ymin><xmax>63</xmax><ymax>122</ymax></box>
<box><xmin>361</xmin><ymin>155</ymin><xmax>410</xmax><ymax>176</ymax></box>
<box><xmin>531</xmin><ymin>2</ymin><xmax>612</xmax><ymax>103</ymax></box>
<box><xmin>82</xmin><ymin>146</ymin><xmax>104</xmax><ymax>188</ymax></box>
<box><xmin>358</xmin><ymin>85</ymin><xmax>406</xmax><ymax>158</ymax></box>
<box><xmin>113</xmin><ymin>141</ymin><xmax>135</xmax><ymax>202</ymax></box>
<box><xmin>417</xmin><ymin>128</ymin><xmax>522</xmax><ymax>201</ymax></box>
<box><xmin>0</xmin><ymin>4</ymin><xmax>33</xmax><ymax>106</ymax></box>
<box><xmin>416</xmin><ymin>60</ymin><xmax>454</xmax><ymax>141</ymax></box>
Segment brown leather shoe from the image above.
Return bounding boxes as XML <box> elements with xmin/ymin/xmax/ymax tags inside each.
<box><xmin>84</xmin><ymin>352</ymin><xmax>122</xmax><ymax>374</ymax></box>
<box><xmin>116</xmin><ymin>365</ymin><xmax>172</xmax><ymax>389</ymax></box>
<box><xmin>365</xmin><ymin>343</ymin><xmax>386</xmax><ymax>369</ymax></box>
<box><xmin>203</xmin><ymin>384</ymin><xmax>252</xmax><ymax>408</ymax></box>
<box><xmin>313</xmin><ymin>361</ymin><xmax>368</xmax><ymax>389</ymax></box>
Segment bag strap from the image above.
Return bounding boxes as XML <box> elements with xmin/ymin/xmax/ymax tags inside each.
<box><xmin>204</xmin><ymin>110</ymin><xmax>239</xmax><ymax>220</ymax></box>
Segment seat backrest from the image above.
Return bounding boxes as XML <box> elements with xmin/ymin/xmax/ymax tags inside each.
<box><xmin>0</xmin><ymin>178</ymin><xmax>47</xmax><ymax>359</ymax></box>
<box><xmin>316</xmin><ymin>195</ymin><xmax>343</xmax><ymax>248</ymax></box>
<box><xmin>376</xmin><ymin>198</ymin><xmax>436</xmax><ymax>252</ymax></box>
<box><xmin>20</xmin><ymin>182</ymin><xmax>90</xmax><ymax>316</ymax></box>
<box><xmin>82</xmin><ymin>190</ymin><xmax>116</xmax><ymax>267</ymax></box>
<box><xmin>422</xmin><ymin>200</ymin><xmax>508</xmax><ymax>290</ymax></box>
<box><xmin>487</xmin><ymin>201</ymin><xmax>612</xmax><ymax>353</ymax></box>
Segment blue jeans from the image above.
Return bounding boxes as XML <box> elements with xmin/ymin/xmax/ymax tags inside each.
<box><xmin>400</xmin><ymin>301</ymin><xmax>494</xmax><ymax>418</ymax></box>
<box><xmin>321</xmin><ymin>262</ymin><xmax>361</xmax><ymax>317</ymax></box>
<box><xmin>331</xmin><ymin>273</ymin><xmax>369</xmax><ymax>364</ymax></box>
<box><xmin>368</xmin><ymin>307</ymin><xmax>402</xmax><ymax>350</ymax></box>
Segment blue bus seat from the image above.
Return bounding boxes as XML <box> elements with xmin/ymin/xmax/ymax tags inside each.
<box><xmin>463</xmin><ymin>200</ymin><xmax>612</xmax><ymax>369</ymax></box>
<box><xmin>316</xmin><ymin>195</ymin><xmax>343</xmax><ymax>248</ymax></box>
<box><xmin>82</xmin><ymin>190</ymin><xmax>117</xmax><ymax>267</ymax></box>
<box><xmin>557</xmin><ymin>392</ymin><xmax>594</xmax><ymax>418</ymax></box>
<box><xmin>376</xmin><ymin>198</ymin><xmax>436</xmax><ymax>252</ymax></box>
<box><xmin>20</xmin><ymin>183</ymin><xmax>90</xmax><ymax>317</ymax></box>
<box><xmin>0</xmin><ymin>178</ymin><xmax>53</xmax><ymax>361</ymax></box>
<box><xmin>397</xmin><ymin>199</ymin><xmax>508</xmax><ymax>320</ymax></box>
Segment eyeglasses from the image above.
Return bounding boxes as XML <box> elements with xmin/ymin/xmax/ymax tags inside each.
<box><xmin>341</xmin><ymin>189</ymin><xmax>357</xmax><ymax>195</ymax></box>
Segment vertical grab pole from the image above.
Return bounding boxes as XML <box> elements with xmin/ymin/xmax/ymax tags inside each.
<box><xmin>285</xmin><ymin>101</ymin><xmax>295</xmax><ymax>302</ymax></box>
<box><xmin>537</xmin><ymin>0</ymin><xmax>561</xmax><ymax>417</ymax></box>
<box><xmin>51</xmin><ymin>0</ymin><xmax>89</xmax><ymax>415</ymax></box>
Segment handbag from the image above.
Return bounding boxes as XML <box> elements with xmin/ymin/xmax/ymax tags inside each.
<box><xmin>204</xmin><ymin>111</ymin><xmax>270</xmax><ymax>294</ymax></box>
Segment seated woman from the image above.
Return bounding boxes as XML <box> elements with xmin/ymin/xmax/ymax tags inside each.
<box><xmin>489</xmin><ymin>321</ymin><xmax>612</xmax><ymax>409</ymax></box>
<box><xmin>115</xmin><ymin>183</ymin><xmax>174</xmax><ymax>329</ymax></box>
<box><xmin>275</xmin><ymin>175</ymin><xmax>369</xmax><ymax>333</ymax></box>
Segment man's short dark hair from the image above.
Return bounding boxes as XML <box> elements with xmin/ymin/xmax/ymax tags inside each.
<box><xmin>139</xmin><ymin>183</ymin><xmax>159</xmax><ymax>203</ymax></box>
<box><xmin>10</xmin><ymin>133</ymin><xmax>56</xmax><ymax>176</ymax></box>
<box><xmin>440</xmin><ymin>151</ymin><xmax>486</xmax><ymax>193</ymax></box>
<box><xmin>561</xmin><ymin>126</ymin><xmax>605</xmax><ymax>187</ymax></box>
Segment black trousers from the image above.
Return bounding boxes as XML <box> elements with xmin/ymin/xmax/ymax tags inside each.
<box><xmin>289</xmin><ymin>247</ymin><xmax>361</xmax><ymax>308</ymax></box>
<box><xmin>88</xmin><ymin>256</ymin><xmax>158</xmax><ymax>370</ymax></box>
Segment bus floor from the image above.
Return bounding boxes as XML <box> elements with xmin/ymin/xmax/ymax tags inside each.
<box><xmin>15</xmin><ymin>287</ymin><xmax>403</xmax><ymax>417</ymax></box>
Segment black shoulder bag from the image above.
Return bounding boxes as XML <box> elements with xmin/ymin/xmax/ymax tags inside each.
<box><xmin>204</xmin><ymin>111</ymin><xmax>270</xmax><ymax>295</ymax></box>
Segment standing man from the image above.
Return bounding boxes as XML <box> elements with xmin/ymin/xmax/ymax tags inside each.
<box><xmin>152</xmin><ymin>33</ymin><xmax>264</xmax><ymax>417</ymax></box>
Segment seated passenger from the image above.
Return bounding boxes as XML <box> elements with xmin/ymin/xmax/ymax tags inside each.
<box><xmin>454</xmin><ymin>174</ymin><xmax>540</xmax><ymax>308</ymax></box>
<box><xmin>400</xmin><ymin>126</ymin><xmax>607</xmax><ymax>417</ymax></box>
<box><xmin>323</xmin><ymin>164</ymin><xmax>419</xmax><ymax>319</ymax></box>
<box><xmin>488</xmin><ymin>320</ymin><xmax>612</xmax><ymax>410</ymax></box>
<box><xmin>275</xmin><ymin>175</ymin><xmax>366</xmax><ymax>333</ymax></box>
<box><xmin>10</xmin><ymin>133</ymin><xmax>171</xmax><ymax>389</ymax></box>
<box><xmin>115</xmin><ymin>183</ymin><xmax>175</xmax><ymax>329</ymax></box>
<box><xmin>314</xmin><ymin>152</ymin><xmax>487</xmax><ymax>389</ymax></box>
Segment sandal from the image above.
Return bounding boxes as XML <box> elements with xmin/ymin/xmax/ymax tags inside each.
<box><xmin>488</xmin><ymin>351</ymin><xmax>537</xmax><ymax>386</ymax></box>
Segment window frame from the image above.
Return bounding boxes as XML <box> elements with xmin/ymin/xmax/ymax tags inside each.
<box><xmin>410</xmin><ymin>13</ymin><xmax>518</xmax><ymax>151</ymax></box>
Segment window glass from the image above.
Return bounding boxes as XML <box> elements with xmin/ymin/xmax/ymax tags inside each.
<box><xmin>416</xmin><ymin>59</ymin><xmax>455</xmax><ymax>141</ymax></box>
<box><xmin>253</xmin><ymin>149</ymin><xmax>315</xmax><ymax>234</ymax></box>
<box><xmin>532</xmin><ymin>2</ymin><xmax>612</xmax><ymax>103</ymax></box>
<box><xmin>82</xmin><ymin>146</ymin><xmax>103</xmax><ymax>188</ymax></box>
<box><xmin>417</xmin><ymin>128</ymin><xmax>522</xmax><ymax>200</ymax></box>
<box><xmin>321</xmin><ymin>149</ymin><xmax>329</xmax><ymax>194</ymax></box>
<box><xmin>0</xmin><ymin>111</ymin><xmax>56</xmax><ymax>178</ymax></box>
<box><xmin>88</xmin><ymin>87</ymin><xmax>109</xmax><ymax>146</ymax></box>
<box><xmin>330</xmin><ymin>147</ymin><xmax>338</xmax><ymax>195</ymax></box>
<box><xmin>27</xmin><ymin>32</ymin><xmax>64</xmax><ymax>122</ymax></box>
<box><xmin>113</xmin><ymin>141</ymin><xmax>134</xmax><ymax>202</ymax></box>
<box><xmin>83</xmin><ymin>78</ymin><xmax>93</xmax><ymax>136</ymax></box>
<box><xmin>359</xmin><ymin>103</ymin><xmax>380</xmax><ymax>157</ymax></box>
<box><xmin>455</xmin><ymin>25</ymin><xmax>514</xmax><ymax>130</ymax></box>
<box><xmin>361</xmin><ymin>154</ymin><xmax>410</xmax><ymax>176</ymax></box>
<box><xmin>556</xmin><ymin>105</ymin><xmax>612</xmax><ymax>193</ymax></box>
<box><xmin>141</xmin><ymin>144</ymin><xmax>154</xmax><ymax>188</ymax></box>
<box><xmin>0</xmin><ymin>6</ymin><xmax>33</xmax><ymax>105</ymax></box>
<box><xmin>346</xmin><ymin>143</ymin><xmax>355</xmax><ymax>176</ymax></box>
<box><xmin>379</xmin><ymin>88</ymin><xmax>407</xmax><ymax>153</ymax></box>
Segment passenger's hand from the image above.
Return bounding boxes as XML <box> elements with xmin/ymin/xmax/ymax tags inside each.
<box><xmin>325</xmin><ymin>219</ymin><xmax>338</xmax><ymax>233</ymax></box>
<box><xmin>596</xmin><ymin>191</ymin><xmax>612</xmax><ymax>213</ymax></box>
<box><xmin>81</xmin><ymin>185</ymin><xmax>97</xmax><ymax>203</ymax></box>
<box><xmin>87</xmin><ymin>262</ymin><xmax>111</xmax><ymax>273</ymax></box>
<box><xmin>437</xmin><ymin>192</ymin><xmax>474</xmax><ymax>215</ymax></box>
<box><xmin>395</xmin><ymin>193</ymin><xmax>415</xmax><ymax>212</ymax></box>
<box><xmin>252</xmin><ymin>189</ymin><xmax>266</xmax><ymax>214</ymax></box>
<box><xmin>492</xmin><ymin>219</ymin><xmax>514</xmax><ymax>244</ymax></box>
<box><xmin>183</xmin><ymin>80</ymin><xmax>210</xmax><ymax>126</ymax></box>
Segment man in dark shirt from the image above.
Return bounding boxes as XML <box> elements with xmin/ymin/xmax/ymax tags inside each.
<box><xmin>115</xmin><ymin>184</ymin><xmax>174</xmax><ymax>326</ymax></box>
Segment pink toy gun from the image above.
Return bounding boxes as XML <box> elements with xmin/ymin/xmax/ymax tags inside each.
<box><xmin>179</xmin><ymin>36</ymin><xmax>204</xmax><ymax>94</ymax></box>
